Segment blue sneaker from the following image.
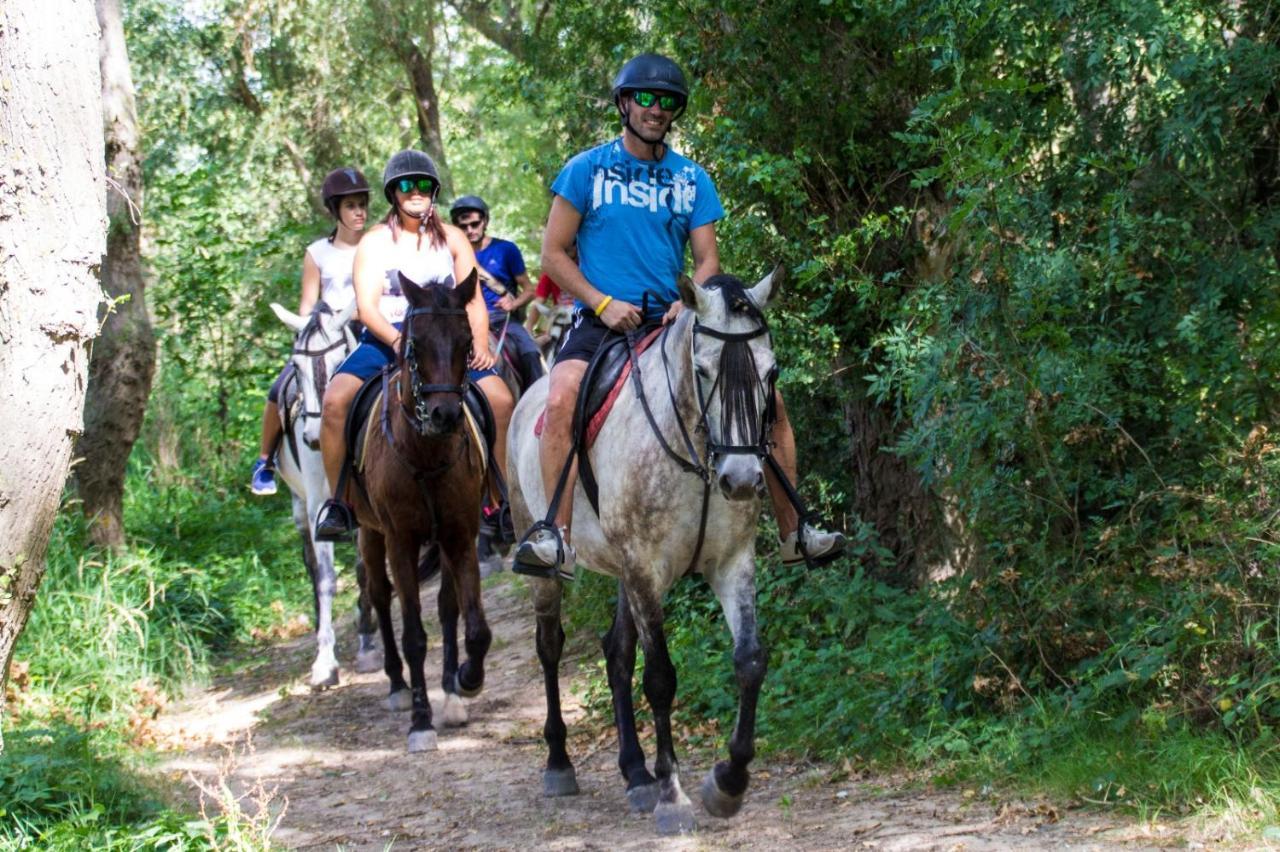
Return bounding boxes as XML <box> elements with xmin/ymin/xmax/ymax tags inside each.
<box><xmin>249</xmin><ymin>458</ymin><xmax>277</xmax><ymax>496</ymax></box>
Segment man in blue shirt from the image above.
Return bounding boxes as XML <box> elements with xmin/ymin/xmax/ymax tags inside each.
<box><xmin>516</xmin><ymin>53</ymin><xmax>846</xmax><ymax>573</ymax></box>
<box><xmin>450</xmin><ymin>195</ymin><xmax>545</xmax><ymax>389</ymax></box>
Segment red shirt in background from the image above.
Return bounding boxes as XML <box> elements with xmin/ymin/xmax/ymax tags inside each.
<box><xmin>536</xmin><ymin>273</ymin><xmax>575</xmax><ymax>305</ymax></box>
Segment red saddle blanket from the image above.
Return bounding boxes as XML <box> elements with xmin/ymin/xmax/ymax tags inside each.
<box><xmin>533</xmin><ymin>327</ymin><xmax>663</xmax><ymax>447</ymax></box>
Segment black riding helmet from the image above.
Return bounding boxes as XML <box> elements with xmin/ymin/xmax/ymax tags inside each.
<box><xmin>382</xmin><ymin>149</ymin><xmax>441</xmax><ymax>205</ymax></box>
<box><xmin>450</xmin><ymin>195</ymin><xmax>489</xmax><ymax>223</ymax></box>
<box><xmin>321</xmin><ymin>167</ymin><xmax>370</xmax><ymax>215</ymax></box>
<box><xmin>611</xmin><ymin>53</ymin><xmax>689</xmax><ymax>118</ymax></box>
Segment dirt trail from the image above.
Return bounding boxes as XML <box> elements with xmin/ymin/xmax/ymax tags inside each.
<box><xmin>158</xmin><ymin>572</ymin><xmax>1193</xmax><ymax>850</ymax></box>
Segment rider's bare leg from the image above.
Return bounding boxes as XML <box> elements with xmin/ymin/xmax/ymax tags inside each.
<box><xmin>475</xmin><ymin>374</ymin><xmax>513</xmax><ymax>505</ymax></box>
<box><xmin>763</xmin><ymin>388</ymin><xmax>800</xmax><ymax>540</ymax></box>
<box><xmin>539</xmin><ymin>359</ymin><xmax>588</xmax><ymax>539</ymax></box>
<box><xmin>259</xmin><ymin>401</ymin><xmax>282</xmax><ymax>462</ymax></box>
<box><xmin>320</xmin><ymin>373</ymin><xmax>364</xmax><ymax>498</ymax></box>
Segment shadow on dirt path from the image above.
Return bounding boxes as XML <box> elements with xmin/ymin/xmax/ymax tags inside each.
<box><xmin>157</xmin><ymin>570</ymin><xmax>1193</xmax><ymax>850</ymax></box>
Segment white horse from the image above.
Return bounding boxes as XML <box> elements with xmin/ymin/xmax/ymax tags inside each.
<box><xmin>508</xmin><ymin>269</ymin><xmax>781</xmax><ymax>835</ymax></box>
<box><xmin>270</xmin><ymin>300</ymin><xmax>381</xmax><ymax>687</ymax></box>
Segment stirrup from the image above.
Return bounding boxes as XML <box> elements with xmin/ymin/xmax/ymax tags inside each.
<box><xmin>512</xmin><ymin>521</ymin><xmax>573</xmax><ymax>582</ymax></box>
<box><xmin>315</xmin><ymin>499</ymin><xmax>357</xmax><ymax>542</ymax></box>
<box><xmin>788</xmin><ymin>513</ymin><xmax>845</xmax><ymax>568</ymax></box>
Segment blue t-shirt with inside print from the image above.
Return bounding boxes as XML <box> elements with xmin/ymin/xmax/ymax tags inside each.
<box><xmin>550</xmin><ymin>139</ymin><xmax>724</xmax><ymax>317</ymax></box>
<box><xmin>474</xmin><ymin>237</ymin><xmax>527</xmax><ymax>311</ymax></box>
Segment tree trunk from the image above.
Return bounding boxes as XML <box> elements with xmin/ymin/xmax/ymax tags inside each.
<box><xmin>0</xmin><ymin>0</ymin><xmax>106</xmax><ymax>752</ymax></box>
<box><xmin>77</xmin><ymin>0</ymin><xmax>156</xmax><ymax>550</ymax></box>
<box><xmin>370</xmin><ymin>0</ymin><xmax>454</xmax><ymax>197</ymax></box>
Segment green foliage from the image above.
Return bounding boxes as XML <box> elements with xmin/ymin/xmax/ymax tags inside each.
<box><xmin>0</xmin><ymin>723</ymin><xmax>272</xmax><ymax>851</ymax></box>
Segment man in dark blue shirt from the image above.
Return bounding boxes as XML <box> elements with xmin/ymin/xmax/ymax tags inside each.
<box><xmin>450</xmin><ymin>195</ymin><xmax>545</xmax><ymax>389</ymax></box>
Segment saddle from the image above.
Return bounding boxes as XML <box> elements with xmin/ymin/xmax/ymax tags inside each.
<box><xmin>533</xmin><ymin>325</ymin><xmax>663</xmax><ymax>448</ymax></box>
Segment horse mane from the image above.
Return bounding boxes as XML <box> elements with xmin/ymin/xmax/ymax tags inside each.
<box><xmin>699</xmin><ymin>275</ymin><xmax>765</xmax><ymax>448</ymax></box>
<box><xmin>703</xmin><ymin>274</ymin><xmax>764</xmax><ymax>323</ymax></box>
<box><xmin>299</xmin><ymin>300</ymin><xmax>333</xmax><ymax>340</ymax></box>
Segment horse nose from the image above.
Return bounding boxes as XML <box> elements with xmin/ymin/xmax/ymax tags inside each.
<box><xmin>429</xmin><ymin>401</ymin><xmax>461</xmax><ymax>432</ymax></box>
<box><xmin>717</xmin><ymin>467</ymin><xmax>764</xmax><ymax>502</ymax></box>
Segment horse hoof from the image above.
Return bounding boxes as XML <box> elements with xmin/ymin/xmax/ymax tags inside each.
<box><xmin>408</xmin><ymin>729</ymin><xmax>438</xmax><ymax>753</ymax></box>
<box><xmin>627</xmin><ymin>782</ymin><xmax>661</xmax><ymax>814</ymax></box>
<box><xmin>654</xmin><ymin>801</ymin><xmax>697</xmax><ymax>836</ymax></box>
<box><xmin>700</xmin><ymin>769</ymin><xmax>745</xmax><ymax>818</ymax></box>
<box><xmin>454</xmin><ymin>669</ymin><xmax>483</xmax><ymax>699</ymax></box>
<box><xmin>441</xmin><ymin>692</ymin><xmax>468</xmax><ymax>727</ymax></box>
<box><xmin>543</xmin><ymin>767</ymin><xmax>579</xmax><ymax>797</ymax></box>
<box><xmin>309</xmin><ymin>667</ymin><xmax>339</xmax><ymax>690</ymax></box>
<box><xmin>386</xmin><ymin>689</ymin><xmax>412</xmax><ymax>711</ymax></box>
<box><xmin>354</xmin><ymin>649</ymin><xmax>383</xmax><ymax>674</ymax></box>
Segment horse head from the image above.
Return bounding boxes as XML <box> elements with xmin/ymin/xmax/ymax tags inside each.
<box><xmin>677</xmin><ymin>266</ymin><xmax>781</xmax><ymax>501</ymax></box>
<box><xmin>398</xmin><ymin>269</ymin><xmax>477</xmax><ymax>436</ymax></box>
<box><xmin>271</xmin><ymin>299</ymin><xmax>357</xmax><ymax>449</ymax></box>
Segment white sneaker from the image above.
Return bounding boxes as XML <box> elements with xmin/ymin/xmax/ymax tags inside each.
<box><xmin>514</xmin><ymin>527</ymin><xmax>576</xmax><ymax>580</ymax></box>
<box><xmin>779</xmin><ymin>524</ymin><xmax>846</xmax><ymax>566</ymax></box>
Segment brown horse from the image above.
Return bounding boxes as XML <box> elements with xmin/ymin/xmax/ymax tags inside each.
<box><xmin>349</xmin><ymin>270</ymin><xmax>492</xmax><ymax>752</ymax></box>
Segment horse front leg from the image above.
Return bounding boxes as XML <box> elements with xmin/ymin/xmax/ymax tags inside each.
<box><xmin>359</xmin><ymin>531</ymin><xmax>410</xmax><ymax>711</ymax></box>
<box><xmin>628</xmin><ymin>589</ymin><xmax>695</xmax><ymax>835</ymax></box>
<box><xmin>296</xmin><ymin>495</ymin><xmax>338</xmax><ymax>689</ymax></box>
<box><xmin>442</xmin><ymin>534</ymin><xmax>491</xmax><ymax>698</ymax></box>
<box><xmin>532</xmin><ymin>576</ymin><xmax>577</xmax><ymax>797</ymax></box>
<box><xmin>602</xmin><ymin>581</ymin><xmax>659</xmax><ymax>812</ymax></box>
<box><xmin>352</xmin><ymin>554</ymin><xmax>383</xmax><ymax>673</ymax></box>
<box><xmin>701</xmin><ymin>562</ymin><xmax>767</xmax><ymax>819</ymax></box>
<box><xmin>388</xmin><ymin>532</ymin><xmax>436</xmax><ymax>752</ymax></box>
<box><xmin>435</xmin><ymin>558</ymin><xmax>468</xmax><ymax>728</ymax></box>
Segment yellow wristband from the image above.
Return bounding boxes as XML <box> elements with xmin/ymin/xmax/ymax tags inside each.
<box><xmin>594</xmin><ymin>295</ymin><xmax>614</xmax><ymax>317</ymax></box>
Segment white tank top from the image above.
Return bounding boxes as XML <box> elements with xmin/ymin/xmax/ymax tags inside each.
<box><xmin>379</xmin><ymin>233</ymin><xmax>456</xmax><ymax>324</ymax></box>
<box><xmin>305</xmin><ymin>237</ymin><xmax>357</xmax><ymax>309</ymax></box>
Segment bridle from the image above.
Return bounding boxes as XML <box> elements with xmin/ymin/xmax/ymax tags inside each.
<box><xmin>291</xmin><ymin>318</ymin><xmax>356</xmax><ymax>421</ymax></box>
<box><xmin>396</xmin><ymin>303</ymin><xmax>469</xmax><ymax>435</ymax></box>
<box><xmin>689</xmin><ymin>319</ymin><xmax>777</xmax><ymax>460</ymax></box>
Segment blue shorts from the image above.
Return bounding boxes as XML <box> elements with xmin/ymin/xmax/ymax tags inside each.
<box><xmin>335</xmin><ymin>327</ymin><xmax>496</xmax><ymax>383</ymax></box>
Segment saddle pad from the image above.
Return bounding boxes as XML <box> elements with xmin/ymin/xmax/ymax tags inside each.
<box><xmin>533</xmin><ymin>326</ymin><xmax>663</xmax><ymax>448</ymax></box>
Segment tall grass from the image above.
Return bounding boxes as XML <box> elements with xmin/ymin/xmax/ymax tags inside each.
<box><xmin>3</xmin><ymin>435</ymin><xmax>325</xmax><ymax>848</ymax></box>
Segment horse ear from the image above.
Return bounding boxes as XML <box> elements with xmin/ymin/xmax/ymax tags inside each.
<box><xmin>270</xmin><ymin>302</ymin><xmax>306</xmax><ymax>331</ymax></box>
<box><xmin>399</xmin><ymin>271</ymin><xmax>425</xmax><ymax>304</ymax></box>
<box><xmin>335</xmin><ymin>298</ymin><xmax>357</xmax><ymax>328</ymax></box>
<box><xmin>679</xmin><ymin>274</ymin><xmax>712</xmax><ymax>314</ymax></box>
<box><xmin>457</xmin><ymin>268</ymin><xmax>478</xmax><ymax>304</ymax></box>
<box><xmin>677</xmin><ymin>274</ymin><xmax>698</xmax><ymax>308</ymax></box>
<box><xmin>748</xmin><ymin>264</ymin><xmax>784</xmax><ymax>309</ymax></box>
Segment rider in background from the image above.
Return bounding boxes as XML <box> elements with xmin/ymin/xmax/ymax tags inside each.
<box><xmin>449</xmin><ymin>195</ymin><xmax>545</xmax><ymax>389</ymax></box>
<box><xmin>314</xmin><ymin>150</ymin><xmax>507</xmax><ymax>540</ymax></box>
<box><xmin>515</xmin><ymin>53</ymin><xmax>846</xmax><ymax>572</ymax></box>
<box><xmin>525</xmin><ymin>244</ymin><xmax>578</xmax><ymax>355</ymax></box>
<box><xmin>251</xmin><ymin>167</ymin><xmax>369</xmax><ymax>496</ymax></box>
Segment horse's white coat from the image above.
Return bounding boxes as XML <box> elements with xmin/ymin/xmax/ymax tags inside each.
<box><xmin>507</xmin><ymin>271</ymin><xmax>779</xmax><ymax>830</ymax></box>
<box><xmin>271</xmin><ymin>300</ymin><xmax>357</xmax><ymax>689</ymax></box>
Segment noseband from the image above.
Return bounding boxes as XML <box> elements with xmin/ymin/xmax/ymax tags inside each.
<box><xmin>398</xmin><ymin>303</ymin><xmax>469</xmax><ymax>434</ymax></box>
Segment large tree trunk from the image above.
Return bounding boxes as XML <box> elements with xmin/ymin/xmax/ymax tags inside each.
<box><xmin>0</xmin><ymin>0</ymin><xmax>106</xmax><ymax>751</ymax></box>
<box><xmin>77</xmin><ymin>0</ymin><xmax>156</xmax><ymax>550</ymax></box>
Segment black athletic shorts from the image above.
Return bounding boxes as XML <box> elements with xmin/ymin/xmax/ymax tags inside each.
<box><xmin>554</xmin><ymin>309</ymin><xmax>614</xmax><ymax>363</ymax></box>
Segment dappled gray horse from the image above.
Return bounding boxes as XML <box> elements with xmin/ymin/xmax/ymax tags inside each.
<box><xmin>271</xmin><ymin>300</ymin><xmax>381</xmax><ymax>687</ymax></box>
<box><xmin>508</xmin><ymin>269</ymin><xmax>781</xmax><ymax>835</ymax></box>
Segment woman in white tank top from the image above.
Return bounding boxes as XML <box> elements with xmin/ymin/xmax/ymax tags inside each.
<box><xmin>250</xmin><ymin>167</ymin><xmax>369</xmax><ymax>496</ymax></box>
<box><xmin>315</xmin><ymin>150</ymin><xmax>514</xmax><ymax>540</ymax></box>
